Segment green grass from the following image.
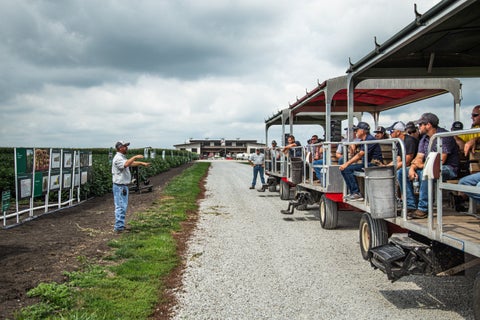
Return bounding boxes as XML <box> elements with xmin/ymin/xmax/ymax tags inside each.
<box><xmin>14</xmin><ymin>162</ymin><xmax>210</xmax><ymax>320</ymax></box>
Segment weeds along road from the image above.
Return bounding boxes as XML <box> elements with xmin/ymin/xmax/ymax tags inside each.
<box><xmin>172</xmin><ymin>161</ymin><xmax>473</xmax><ymax>320</ymax></box>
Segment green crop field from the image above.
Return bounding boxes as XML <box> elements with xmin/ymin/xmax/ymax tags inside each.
<box><xmin>0</xmin><ymin>147</ymin><xmax>197</xmax><ymax>201</ymax></box>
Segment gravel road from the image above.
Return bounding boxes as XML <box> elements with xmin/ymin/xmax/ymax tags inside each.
<box><xmin>172</xmin><ymin>161</ymin><xmax>474</xmax><ymax>320</ymax></box>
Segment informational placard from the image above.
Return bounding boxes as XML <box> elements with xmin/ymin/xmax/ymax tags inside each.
<box><xmin>17</xmin><ymin>174</ymin><xmax>32</xmax><ymax>199</ymax></box>
<box><xmin>51</xmin><ymin>150</ymin><xmax>61</xmax><ymax>169</ymax></box>
<box><xmin>81</xmin><ymin>169</ymin><xmax>89</xmax><ymax>185</ymax></box>
<box><xmin>50</xmin><ymin>172</ymin><xmax>60</xmax><ymax>190</ymax></box>
<box><xmin>16</xmin><ymin>148</ymin><xmax>34</xmax><ymax>174</ymax></box>
<box><xmin>63</xmin><ymin>170</ymin><xmax>72</xmax><ymax>189</ymax></box>
<box><xmin>2</xmin><ymin>190</ymin><xmax>11</xmax><ymax>212</ymax></box>
<box><xmin>80</xmin><ymin>151</ymin><xmax>89</xmax><ymax>167</ymax></box>
<box><xmin>63</xmin><ymin>151</ymin><xmax>73</xmax><ymax>169</ymax></box>
<box><xmin>35</xmin><ymin>148</ymin><xmax>50</xmax><ymax>171</ymax></box>
<box><xmin>33</xmin><ymin>172</ymin><xmax>44</xmax><ymax>197</ymax></box>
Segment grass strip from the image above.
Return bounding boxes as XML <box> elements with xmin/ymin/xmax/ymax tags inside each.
<box><xmin>15</xmin><ymin>162</ymin><xmax>210</xmax><ymax>320</ymax></box>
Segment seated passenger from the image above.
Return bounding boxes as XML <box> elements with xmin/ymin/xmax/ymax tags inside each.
<box><xmin>339</xmin><ymin>122</ymin><xmax>383</xmax><ymax>201</ymax></box>
<box><xmin>267</xmin><ymin>140</ymin><xmax>280</xmax><ymax>171</ymax></box>
<box><xmin>398</xmin><ymin>113</ymin><xmax>459</xmax><ymax>219</ymax></box>
<box><xmin>451</xmin><ymin>121</ymin><xmax>464</xmax><ymax>131</ymax></box>
<box><xmin>309</xmin><ymin>135</ymin><xmax>325</xmax><ymax>182</ymax></box>
<box><xmin>385</xmin><ymin>121</ymin><xmax>418</xmax><ymax>170</ymax></box>
<box><xmin>459</xmin><ymin>171</ymin><xmax>480</xmax><ymax>203</ymax></box>
<box><xmin>306</xmin><ymin>135</ymin><xmax>319</xmax><ymax>158</ymax></box>
<box><xmin>454</xmin><ymin>105</ymin><xmax>480</xmax><ymax>156</ymax></box>
<box><xmin>373</xmin><ymin>126</ymin><xmax>389</xmax><ymax>140</ymax></box>
<box><xmin>336</xmin><ymin>138</ymin><xmax>345</xmax><ymax>165</ymax></box>
<box><xmin>282</xmin><ymin>135</ymin><xmax>302</xmax><ymax>158</ymax></box>
<box><xmin>405</xmin><ymin>121</ymin><xmax>421</xmax><ymax>141</ymax></box>
<box><xmin>338</xmin><ymin>127</ymin><xmax>361</xmax><ymax>165</ymax></box>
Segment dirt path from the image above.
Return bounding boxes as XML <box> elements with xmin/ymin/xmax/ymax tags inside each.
<box><xmin>0</xmin><ymin>163</ymin><xmax>194</xmax><ymax>319</ymax></box>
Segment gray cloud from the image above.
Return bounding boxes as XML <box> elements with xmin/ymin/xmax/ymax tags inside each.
<box><xmin>2</xmin><ymin>0</ymin><xmax>465</xmax><ymax>149</ymax></box>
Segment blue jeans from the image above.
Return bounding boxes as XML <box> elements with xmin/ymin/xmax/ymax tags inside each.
<box><xmin>252</xmin><ymin>165</ymin><xmax>265</xmax><ymax>187</ymax></box>
<box><xmin>398</xmin><ymin>165</ymin><xmax>457</xmax><ymax>212</ymax></box>
<box><xmin>340</xmin><ymin>163</ymin><xmax>364</xmax><ymax>194</ymax></box>
<box><xmin>312</xmin><ymin>159</ymin><xmax>323</xmax><ymax>181</ymax></box>
<box><xmin>459</xmin><ymin>172</ymin><xmax>480</xmax><ymax>202</ymax></box>
<box><xmin>113</xmin><ymin>183</ymin><xmax>129</xmax><ymax>231</ymax></box>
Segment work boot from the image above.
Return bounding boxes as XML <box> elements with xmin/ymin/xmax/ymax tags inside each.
<box><xmin>408</xmin><ymin>209</ymin><xmax>427</xmax><ymax>219</ymax></box>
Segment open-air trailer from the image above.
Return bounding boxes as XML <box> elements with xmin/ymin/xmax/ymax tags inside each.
<box><xmin>265</xmin><ymin>0</ymin><xmax>480</xmax><ymax>317</ymax></box>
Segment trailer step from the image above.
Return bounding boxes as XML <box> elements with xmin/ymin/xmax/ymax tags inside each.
<box><xmin>390</xmin><ymin>233</ymin><xmax>429</xmax><ymax>250</ymax></box>
<box><xmin>370</xmin><ymin>244</ymin><xmax>405</xmax><ymax>264</ymax></box>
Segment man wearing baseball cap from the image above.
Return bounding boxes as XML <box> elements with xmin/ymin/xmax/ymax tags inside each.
<box><xmin>339</xmin><ymin>121</ymin><xmax>383</xmax><ymax>201</ymax></box>
<box><xmin>400</xmin><ymin>113</ymin><xmax>459</xmax><ymax>219</ymax></box>
<box><xmin>267</xmin><ymin>140</ymin><xmax>280</xmax><ymax>172</ymax></box>
<box><xmin>405</xmin><ymin>121</ymin><xmax>421</xmax><ymax>141</ymax></box>
<box><xmin>455</xmin><ymin>105</ymin><xmax>480</xmax><ymax>156</ymax></box>
<box><xmin>385</xmin><ymin>121</ymin><xmax>418</xmax><ymax>170</ymax></box>
<box><xmin>373</xmin><ymin>126</ymin><xmax>388</xmax><ymax>140</ymax></box>
<box><xmin>112</xmin><ymin>140</ymin><xmax>150</xmax><ymax>232</ymax></box>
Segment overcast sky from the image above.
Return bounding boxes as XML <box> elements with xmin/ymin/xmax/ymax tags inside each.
<box><xmin>1</xmin><ymin>0</ymin><xmax>477</xmax><ymax>149</ymax></box>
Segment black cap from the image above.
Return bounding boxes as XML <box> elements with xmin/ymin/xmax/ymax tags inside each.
<box><xmin>373</xmin><ymin>126</ymin><xmax>386</xmax><ymax>134</ymax></box>
<box><xmin>405</xmin><ymin>121</ymin><xmax>416</xmax><ymax>131</ymax></box>
<box><xmin>451</xmin><ymin>121</ymin><xmax>463</xmax><ymax>131</ymax></box>
<box><xmin>353</xmin><ymin>122</ymin><xmax>370</xmax><ymax>131</ymax></box>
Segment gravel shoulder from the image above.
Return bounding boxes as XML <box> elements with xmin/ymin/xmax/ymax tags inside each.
<box><xmin>172</xmin><ymin>161</ymin><xmax>474</xmax><ymax>320</ymax></box>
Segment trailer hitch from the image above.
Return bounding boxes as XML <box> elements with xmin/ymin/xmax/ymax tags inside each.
<box><xmin>280</xmin><ymin>191</ymin><xmax>312</xmax><ymax>215</ymax></box>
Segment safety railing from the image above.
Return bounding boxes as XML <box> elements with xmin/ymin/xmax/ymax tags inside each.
<box><xmin>427</xmin><ymin>128</ymin><xmax>480</xmax><ymax>236</ymax></box>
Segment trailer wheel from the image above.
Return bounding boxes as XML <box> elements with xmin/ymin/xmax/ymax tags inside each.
<box><xmin>319</xmin><ymin>195</ymin><xmax>338</xmax><ymax>229</ymax></box>
<box><xmin>474</xmin><ymin>271</ymin><xmax>480</xmax><ymax>320</ymax></box>
<box><xmin>280</xmin><ymin>181</ymin><xmax>291</xmax><ymax>200</ymax></box>
<box><xmin>359</xmin><ymin>213</ymin><xmax>388</xmax><ymax>260</ymax></box>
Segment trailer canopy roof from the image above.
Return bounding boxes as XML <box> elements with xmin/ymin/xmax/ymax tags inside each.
<box><xmin>347</xmin><ymin>0</ymin><xmax>480</xmax><ymax>79</ymax></box>
<box><xmin>287</xmin><ymin>76</ymin><xmax>460</xmax><ymax>116</ymax></box>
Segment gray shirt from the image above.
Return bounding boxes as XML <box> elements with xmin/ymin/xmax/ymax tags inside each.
<box><xmin>250</xmin><ymin>152</ymin><xmax>265</xmax><ymax>165</ymax></box>
<box><xmin>112</xmin><ymin>152</ymin><xmax>131</xmax><ymax>185</ymax></box>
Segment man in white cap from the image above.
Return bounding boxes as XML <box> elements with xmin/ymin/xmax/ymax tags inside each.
<box><xmin>386</xmin><ymin>121</ymin><xmax>418</xmax><ymax>170</ymax></box>
<box><xmin>112</xmin><ymin>141</ymin><xmax>150</xmax><ymax>232</ymax></box>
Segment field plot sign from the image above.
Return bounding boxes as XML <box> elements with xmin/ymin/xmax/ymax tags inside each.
<box><xmin>8</xmin><ymin>147</ymin><xmax>92</xmax><ymax>226</ymax></box>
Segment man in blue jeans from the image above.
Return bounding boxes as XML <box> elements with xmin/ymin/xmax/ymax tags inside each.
<box><xmin>459</xmin><ymin>172</ymin><xmax>480</xmax><ymax>203</ymax></box>
<box><xmin>112</xmin><ymin>141</ymin><xmax>150</xmax><ymax>232</ymax></box>
<box><xmin>339</xmin><ymin>122</ymin><xmax>383</xmax><ymax>201</ymax></box>
<box><xmin>399</xmin><ymin>113</ymin><xmax>459</xmax><ymax>219</ymax></box>
<box><xmin>248</xmin><ymin>149</ymin><xmax>266</xmax><ymax>190</ymax></box>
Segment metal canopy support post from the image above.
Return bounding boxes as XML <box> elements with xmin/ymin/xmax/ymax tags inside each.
<box><xmin>346</xmin><ymin>73</ymin><xmax>355</xmax><ymax>143</ymax></box>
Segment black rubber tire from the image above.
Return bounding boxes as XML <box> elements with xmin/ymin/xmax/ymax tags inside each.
<box><xmin>319</xmin><ymin>194</ymin><xmax>338</xmax><ymax>229</ymax></box>
<box><xmin>268</xmin><ymin>184</ymin><xmax>277</xmax><ymax>192</ymax></box>
<box><xmin>359</xmin><ymin>213</ymin><xmax>388</xmax><ymax>260</ymax></box>
<box><xmin>474</xmin><ymin>271</ymin><xmax>480</xmax><ymax>320</ymax></box>
<box><xmin>280</xmin><ymin>181</ymin><xmax>290</xmax><ymax>200</ymax></box>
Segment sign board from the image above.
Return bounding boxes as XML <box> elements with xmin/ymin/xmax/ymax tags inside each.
<box><xmin>16</xmin><ymin>148</ymin><xmax>34</xmax><ymax>174</ymax></box>
<box><xmin>2</xmin><ymin>191</ymin><xmax>10</xmax><ymax>212</ymax></box>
